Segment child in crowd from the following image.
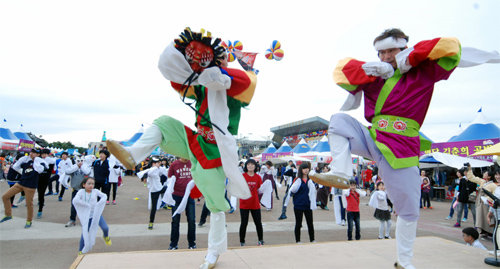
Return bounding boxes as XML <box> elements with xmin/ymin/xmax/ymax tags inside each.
<box><xmin>285</xmin><ymin>163</ymin><xmax>316</xmax><ymax>243</ymax></box>
<box><xmin>239</xmin><ymin>159</ymin><xmax>264</xmax><ymax>246</ymax></box>
<box><xmin>462</xmin><ymin>227</ymin><xmax>487</xmax><ymax>250</ymax></box>
<box><xmin>137</xmin><ymin>158</ymin><xmax>167</xmax><ymax>230</ymax></box>
<box><xmin>421</xmin><ymin>178</ymin><xmax>432</xmax><ymax>209</ymax></box>
<box><xmin>344</xmin><ymin>179</ymin><xmax>366</xmax><ymax>240</ymax></box>
<box><xmin>369</xmin><ymin>181</ymin><xmax>392</xmax><ymax>239</ymax></box>
<box><xmin>72</xmin><ymin>177</ymin><xmax>111</xmax><ymax>254</ymax></box>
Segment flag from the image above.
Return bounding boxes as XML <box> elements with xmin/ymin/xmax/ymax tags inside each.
<box><xmin>234</xmin><ymin>51</ymin><xmax>258</xmax><ymax>72</ymax></box>
<box><xmin>478</xmin><ymin>107</ymin><xmax>482</xmax><ymax>112</ymax></box>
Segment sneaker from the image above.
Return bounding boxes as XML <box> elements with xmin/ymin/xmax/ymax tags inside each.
<box><xmin>148</xmin><ymin>223</ymin><xmax>153</xmax><ymax>230</ymax></box>
<box><xmin>258</xmin><ymin>240</ymin><xmax>264</xmax><ymax>246</ymax></box>
<box><xmin>37</xmin><ymin>212</ymin><xmax>42</xmax><ymax>219</ymax></box>
<box><xmin>378</xmin><ymin>236</ymin><xmax>384</xmax><ymax>239</ymax></box>
<box><xmin>45</xmin><ymin>192</ymin><xmax>53</xmax><ymax>196</ymax></box>
<box><xmin>112</xmin><ymin>200</ymin><xmax>117</xmax><ymax>205</ymax></box>
<box><xmin>462</xmin><ymin>218</ymin><xmax>467</xmax><ymax>222</ymax></box>
<box><xmin>168</xmin><ymin>246</ymin><xmax>178</xmax><ymax>250</ymax></box>
<box><xmin>189</xmin><ymin>245</ymin><xmax>197</xmax><ymax>249</ymax></box>
<box><xmin>103</xmin><ymin>236</ymin><xmax>112</xmax><ymax>246</ymax></box>
<box><xmin>429</xmin><ymin>206</ymin><xmax>433</xmax><ymax>209</ymax></box>
<box><xmin>453</xmin><ymin>223</ymin><xmax>461</xmax><ymax>227</ymax></box>
<box><xmin>240</xmin><ymin>242</ymin><xmax>245</xmax><ymax>247</ymax></box>
<box><xmin>198</xmin><ymin>221</ymin><xmax>206</xmax><ymax>227</ymax></box>
<box><xmin>445</xmin><ymin>216</ymin><xmax>452</xmax><ymax>220</ymax></box>
<box><xmin>54</xmin><ymin>192</ymin><xmax>59</xmax><ymax>196</ymax></box>
<box><xmin>385</xmin><ymin>236</ymin><xmax>392</xmax><ymax>239</ymax></box>
<box><xmin>341</xmin><ymin>220</ymin><xmax>346</xmax><ymax>226</ymax></box>
<box><xmin>11</xmin><ymin>204</ymin><xmax>18</xmax><ymax>208</ymax></box>
<box><xmin>106</xmin><ymin>201</ymin><xmax>110</xmax><ymax>205</ymax></box>
<box><xmin>228</xmin><ymin>208</ymin><xmax>235</xmax><ymax>214</ymax></box>
<box><xmin>160</xmin><ymin>201</ymin><xmax>166</xmax><ymax>208</ymax></box>
<box><xmin>58</xmin><ymin>197</ymin><xmax>63</xmax><ymax>202</ymax></box>
<box><xmin>17</xmin><ymin>196</ymin><xmax>25</xmax><ymax>204</ymax></box>
<box><xmin>78</xmin><ymin>251</ymin><xmax>83</xmax><ymax>255</ymax></box>
<box><xmin>24</xmin><ymin>221</ymin><xmax>32</xmax><ymax>229</ymax></box>
<box><xmin>65</xmin><ymin>221</ymin><xmax>76</xmax><ymax>227</ymax></box>
<box><xmin>278</xmin><ymin>214</ymin><xmax>287</xmax><ymax>220</ymax></box>
<box><xmin>423</xmin><ymin>207</ymin><xmax>427</xmax><ymax>209</ymax></box>
<box><xmin>0</xmin><ymin>216</ymin><xmax>12</xmax><ymax>223</ymax></box>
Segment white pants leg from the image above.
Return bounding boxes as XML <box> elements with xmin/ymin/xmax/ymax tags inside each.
<box><xmin>329</xmin><ymin>113</ymin><xmax>420</xmax><ymax>267</ymax></box>
<box><xmin>230</xmin><ymin>196</ymin><xmax>238</xmax><ymax>210</ymax></box>
<box><xmin>396</xmin><ymin>217</ymin><xmax>417</xmax><ymax>269</ymax></box>
<box><xmin>128</xmin><ymin>124</ymin><xmax>163</xmax><ymax>163</ymax></box>
<box><xmin>206</xmin><ymin>211</ymin><xmax>227</xmax><ymax>263</ymax></box>
<box><xmin>333</xmin><ymin>195</ymin><xmax>342</xmax><ymax>225</ymax></box>
<box><xmin>327</xmin><ymin>133</ymin><xmax>353</xmax><ymax>179</ymax></box>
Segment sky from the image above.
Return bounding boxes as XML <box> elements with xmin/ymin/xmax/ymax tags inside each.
<box><xmin>1</xmin><ymin>0</ymin><xmax>499</xmax><ymax>147</ymax></box>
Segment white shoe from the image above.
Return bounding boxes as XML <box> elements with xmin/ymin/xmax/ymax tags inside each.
<box><xmin>341</xmin><ymin>220</ymin><xmax>346</xmax><ymax>226</ymax></box>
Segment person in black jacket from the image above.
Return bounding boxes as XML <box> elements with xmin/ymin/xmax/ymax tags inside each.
<box><xmin>1</xmin><ymin>148</ymin><xmax>44</xmax><ymax>228</ymax></box>
<box><xmin>454</xmin><ymin>168</ymin><xmax>477</xmax><ymax>227</ymax></box>
<box><xmin>92</xmin><ymin>150</ymin><xmax>111</xmax><ymax>204</ymax></box>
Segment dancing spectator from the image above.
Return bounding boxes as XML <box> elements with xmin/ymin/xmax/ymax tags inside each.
<box><xmin>344</xmin><ymin>179</ymin><xmax>367</xmax><ymax>240</ymax></box>
<box><xmin>239</xmin><ymin>159</ymin><xmax>264</xmax><ymax>246</ymax></box>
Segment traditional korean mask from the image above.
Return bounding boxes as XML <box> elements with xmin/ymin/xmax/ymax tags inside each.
<box><xmin>185</xmin><ymin>41</ymin><xmax>214</xmax><ymax>74</ymax></box>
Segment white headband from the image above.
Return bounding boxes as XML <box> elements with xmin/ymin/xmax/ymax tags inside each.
<box><xmin>374</xmin><ymin>37</ymin><xmax>407</xmax><ymax>51</ymax></box>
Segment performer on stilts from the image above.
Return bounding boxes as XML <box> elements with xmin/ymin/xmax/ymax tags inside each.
<box><xmin>107</xmin><ymin>27</ymin><xmax>256</xmax><ymax>269</ymax></box>
<box><xmin>309</xmin><ymin>28</ymin><xmax>499</xmax><ymax>268</ymax></box>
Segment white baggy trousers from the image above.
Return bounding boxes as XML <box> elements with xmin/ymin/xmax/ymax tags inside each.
<box><xmin>329</xmin><ymin>113</ymin><xmax>420</xmax><ymax>268</ymax></box>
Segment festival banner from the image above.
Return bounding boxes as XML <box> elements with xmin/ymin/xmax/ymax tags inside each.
<box><xmin>262</xmin><ymin>152</ymin><xmax>293</xmax><ymax>161</ymax></box>
<box><xmin>420</xmin><ymin>138</ymin><xmax>499</xmax><ymax>162</ymax></box>
<box><xmin>0</xmin><ymin>141</ymin><xmax>18</xmax><ymax>151</ymax></box>
<box><xmin>18</xmin><ymin>139</ymin><xmax>35</xmax><ymax>152</ymax></box>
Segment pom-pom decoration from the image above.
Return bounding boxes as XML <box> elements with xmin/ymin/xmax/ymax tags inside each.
<box><xmin>264</xmin><ymin>40</ymin><xmax>284</xmax><ymax>61</ymax></box>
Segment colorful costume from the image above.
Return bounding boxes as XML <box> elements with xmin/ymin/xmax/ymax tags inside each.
<box><xmin>107</xmin><ymin>28</ymin><xmax>257</xmax><ymax>268</ymax></box>
<box><xmin>319</xmin><ymin>36</ymin><xmax>461</xmax><ymax>269</ymax></box>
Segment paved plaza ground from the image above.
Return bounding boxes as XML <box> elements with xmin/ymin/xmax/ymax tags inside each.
<box><xmin>0</xmin><ymin>176</ymin><xmax>494</xmax><ymax>268</ymax></box>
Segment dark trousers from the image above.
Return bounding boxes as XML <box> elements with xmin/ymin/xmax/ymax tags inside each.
<box><xmin>38</xmin><ymin>173</ymin><xmax>50</xmax><ymax>212</ymax></box>
<box><xmin>59</xmin><ymin>186</ymin><xmax>66</xmax><ymax>198</ymax></box>
<box><xmin>239</xmin><ymin>208</ymin><xmax>263</xmax><ymax>243</ymax></box>
<box><xmin>347</xmin><ymin>211</ymin><xmax>361</xmax><ymax>240</ymax></box>
<box><xmin>70</xmin><ymin>189</ymin><xmax>78</xmax><ymax>221</ymax></box>
<box><xmin>170</xmin><ymin>194</ymin><xmax>196</xmax><ymax>248</ymax></box>
<box><xmin>48</xmin><ymin>175</ymin><xmax>59</xmax><ymax>193</ymax></box>
<box><xmin>149</xmin><ymin>188</ymin><xmax>166</xmax><ymax>223</ymax></box>
<box><xmin>422</xmin><ymin>192</ymin><xmax>431</xmax><ymax>208</ymax></box>
<box><xmin>199</xmin><ymin>202</ymin><xmax>210</xmax><ymax>224</ymax></box>
<box><xmin>95</xmin><ymin>182</ymin><xmax>110</xmax><ymax>200</ymax></box>
<box><xmin>294</xmin><ymin>208</ymin><xmax>314</xmax><ymax>242</ymax></box>
<box><xmin>108</xmin><ymin>183</ymin><xmax>118</xmax><ymax>201</ymax></box>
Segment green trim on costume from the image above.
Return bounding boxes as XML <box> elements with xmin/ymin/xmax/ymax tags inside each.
<box><xmin>437</xmin><ymin>46</ymin><xmax>461</xmax><ymax>71</ymax></box>
<box><xmin>196</xmin><ymin>136</ymin><xmax>221</xmax><ymax>160</ymax></box>
<box><xmin>339</xmin><ymin>83</ymin><xmax>359</xmax><ymax>92</ymax></box>
<box><xmin>419</xmin><ymin>135</ymin><xmax>432</xmax><ymax>151</ymax></box>
<box><xmin>374</xmin><ymin>69</ymin><xmax>402</xmax><ymax>116</ymax></box>
<box><xmin>371</xmin><ymin>115</ymin><xmax>420</xmax><ymax>137</ymax></box>
<box><xmin>369</xmin><ymin>128</ymin><xmax>419</xmax><ymax>169</ymax></box>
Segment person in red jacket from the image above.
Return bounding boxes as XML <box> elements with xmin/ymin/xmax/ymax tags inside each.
<box><xmin>343</xmin><ymin>180</ymin><xmax>367</xmax><ymax>241</ymax></box>
<box><xmin>239</xmin><ymin>159</ymin><xmax>264</xmax><ymax>246</ymax></box>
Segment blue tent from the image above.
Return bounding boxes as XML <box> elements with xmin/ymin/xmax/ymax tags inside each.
<box><xmin>262</xmin><ymin>144</ymin><xmax>277</xmax><ymax>154</ymax></box>
<box><xmin>292</xmin><ymin>139</ymin><xmax>311</xmax><ymax>154</ymax></box>
<box><xmin>14</xmin><ymin>131</ymin><xmax>32</xmax><ymax>141</ymax></box>
<box><xmin>311</xmin><ymin>136</ymin><xmax>330</xmax><ymax>152</ymax></box>
<box><xmin>0</xmin><ymin>128</ymin><xmax>18</xmax><ymax>140</ymax></box>
<box><xmin>121</xmin><ymin>127</ymin><xmax>144</xmax><ymax>146</ymax></box>
<box><xmin>419</xmin><ymin>155</ymin><xmax>440</xmax><ymax>163</ymax></box>
<box><xmin>419</xmin><ymin>132</ymin><xmax>433</xmax><ymax>143</ymax></box>
<box><xmin>276</xmin><ymin>141</ymin><xmax>292</xmax><ymax>153</ymax></box>
<box><xmin>448</xmin><ymin>110</ymin><xmax>500</xmax><ymax>142</ymax></box>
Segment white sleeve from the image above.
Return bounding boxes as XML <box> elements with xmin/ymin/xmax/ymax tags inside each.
<box><xmin>33</xmin><ymin>157</ymin><xmax>45</xmax><ymax>174</ymax></box>
<box><xmin>12</xmin><ymin>156</ymin><xmax>29</xmax><ymax>174</ymax></box>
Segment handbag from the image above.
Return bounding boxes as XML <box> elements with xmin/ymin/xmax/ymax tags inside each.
<box><xmin>468</xmin><ymin>190</ymin><xmax>477</xmax><ymax>203</ymax></box>
<box><xmin>118</xmin><ymin>175</ymin><xmax>123</xmax><ymax>187</ymax></box>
